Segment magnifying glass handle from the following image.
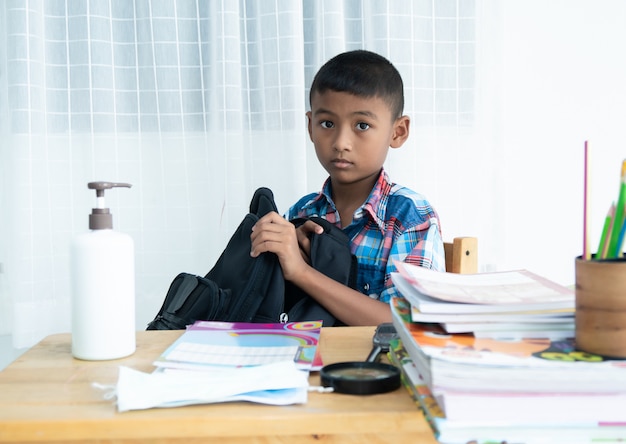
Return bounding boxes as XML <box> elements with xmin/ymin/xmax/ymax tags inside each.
<box><xmin>366</xmin><ymin>345</ymin><xmax>382</xmax><ymax>362</ymax></box>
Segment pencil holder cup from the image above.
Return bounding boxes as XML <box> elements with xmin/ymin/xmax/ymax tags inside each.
<box><xmin>575</xmin><ymin>256</ymin><xmax>626</xmax><ymax>358</ymax></box>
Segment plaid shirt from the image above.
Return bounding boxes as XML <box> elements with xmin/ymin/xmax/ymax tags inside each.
<box><xmin>286</xmin><ymin>169</ymin><xmax>445</xmax><ymax>303</ymax></box>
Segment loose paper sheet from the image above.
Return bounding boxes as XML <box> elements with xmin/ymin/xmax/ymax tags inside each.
<box><xmin>114</xmin><ymin>360</ymin><xmax>309</xmax><ymax>412</ymax></box>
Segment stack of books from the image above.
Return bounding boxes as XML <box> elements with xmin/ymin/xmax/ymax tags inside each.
<box><xmin>389</xmin><ymin>263</ymin><xmax>626</xmax><ymax>443</ymax></box>
<box><xmin>392</xmin><ymin>262</ymin><xmax>576</xmax><ymax>338</ymax></box>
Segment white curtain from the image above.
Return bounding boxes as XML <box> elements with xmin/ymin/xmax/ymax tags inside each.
<box><xmin>2</xmin><ymin>0</ymin><xmax>625</xmax><ymax>350</ymax></box>
<box><xmin>0</xmin><ymin>0</ymin><xmax>482</xmax><ymax>348</ymax></box>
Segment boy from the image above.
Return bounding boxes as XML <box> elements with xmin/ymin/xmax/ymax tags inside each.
<box><xmin>250</xmin><ymin>50</ymin><xmax>445</xmax><ymax>326</ymax></box>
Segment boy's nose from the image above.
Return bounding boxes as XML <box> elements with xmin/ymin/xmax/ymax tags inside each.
<box><xmin>332</xmin><ymin>126</ymin><xmax>352</xmax><ymax>152</ymax></box>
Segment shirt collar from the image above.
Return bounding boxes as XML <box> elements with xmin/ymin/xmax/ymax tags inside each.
<box><xmin>304</xmin><ymin>169</ymin><xmax>391</xmax><ymax>233</ymax></box>
<box><xmin>360</xmin><ymin>169</ymin><xmax>391</xmax><ymax>234</ymax></box>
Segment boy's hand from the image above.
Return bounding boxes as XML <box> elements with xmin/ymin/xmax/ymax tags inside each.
<box><xmin>250</xmin><ymin>212</ymin><xmax>319</xmax><ymax>281</ymax></box>
<box><xmin>294</xmin><ymin>219</ymin><xmax>324</xmax><ymax>262</ymax></box>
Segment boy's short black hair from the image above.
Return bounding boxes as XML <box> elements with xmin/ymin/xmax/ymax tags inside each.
<box><xmin>309</xmin><ymin>50</ymin><xmax>404</xmax><ymax>119</ymax></box>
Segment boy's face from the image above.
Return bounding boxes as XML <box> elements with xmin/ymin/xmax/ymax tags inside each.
<box><xmin>307</xmin><ymin>90</ymin><xmax>409</xmax><ymax>189</ymax></box>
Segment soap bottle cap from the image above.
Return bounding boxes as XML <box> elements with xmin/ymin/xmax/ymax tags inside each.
<box><xmin>87</xmin><ymin>182</ymin><xmax>132</xmax><ymax>230</ymax></box>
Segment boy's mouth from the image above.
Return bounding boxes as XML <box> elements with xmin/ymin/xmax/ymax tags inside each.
<box><xmin>331</xmin><ymin>158</ymin><xmax>352</xmax><ymax>168</ymax></box>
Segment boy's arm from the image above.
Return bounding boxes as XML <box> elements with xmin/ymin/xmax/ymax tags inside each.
<box><xmin>251</xmin><ymin>212</ymin><xmax>392</xmax><ymax>326</ymax></box>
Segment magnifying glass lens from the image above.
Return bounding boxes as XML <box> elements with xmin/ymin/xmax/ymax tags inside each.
<box><xmin>320</xmin><ymin>362</ymin><xmax>401</xmax><ymax>395</ymax></box>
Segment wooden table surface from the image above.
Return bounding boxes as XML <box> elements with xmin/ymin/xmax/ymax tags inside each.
<box><xmin>0</xmin><ymin>326</ymin><xmax>438</xmax><ymax>443</ymax></box>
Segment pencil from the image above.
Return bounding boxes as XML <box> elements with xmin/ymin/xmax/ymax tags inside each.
<box><xmin>597</xmin><ymin>202</ymin><xmax>615</xmax><ymax>259</ymax></box>
<box><xmin>608</xmin><ymin>159</ymin><xmax>626</xmax><ymax>258</ymax></box>
<box><xmin>583</xmin><ymin>141</ymin><xmax>591</xmax><ymax>260</ymax></box>
<box><xmin>617</xmin><ymin>217</ymin><xmax>626</xmax><ymax>259</ymax></box>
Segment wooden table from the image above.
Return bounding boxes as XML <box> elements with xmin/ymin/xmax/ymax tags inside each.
<box><xmin>0</xmin><ymin>327</ymin><xmax>438</xmax><ymax>443</ymax></box>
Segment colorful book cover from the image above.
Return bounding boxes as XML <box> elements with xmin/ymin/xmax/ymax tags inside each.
<box><xmin>154</xmin><ymin>320</ymin><xmax>323</xmax><ymax>371</ymax></box>
<box><xmin>390</xmin><ymin>296</ymin><xmax>626</xmax><ymax>394</ymax></box>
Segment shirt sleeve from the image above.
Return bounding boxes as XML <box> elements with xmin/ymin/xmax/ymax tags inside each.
<box><xmin>378</xmin><ymin>217</ymin><xmax>445</xmax><ymax>303</ymax></box>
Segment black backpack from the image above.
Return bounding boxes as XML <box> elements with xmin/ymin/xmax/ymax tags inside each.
<box><xmin>146</xmin><ymin>187</ymin><xmax>357</xmax><ymax>330</ymax></box>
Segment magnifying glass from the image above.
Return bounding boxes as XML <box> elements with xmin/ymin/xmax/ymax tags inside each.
<box><xmin>320</xmin><ymin>323</ymin><xmax>401</xmax><ymax>395</ymax></box>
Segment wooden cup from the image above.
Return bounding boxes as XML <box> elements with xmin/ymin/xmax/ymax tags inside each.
<box><xmin>575</xmin><ymin>256</ymin><xmax>626</xmax><ymax>358</ymax></box>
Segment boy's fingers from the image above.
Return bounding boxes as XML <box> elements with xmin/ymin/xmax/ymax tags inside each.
<box><xmin>250</xmin><ymin>214</ymin><xmax>298</xmax><ymax>257</ymax></box>
<box><xmin>252</xmin><ymin>211</ymin><xmax>290</xmax><ymax>232</ymax></box>
<box><xmin>295</xmin><ymin>229</ymin><xmax>312</xmax><ymax>258</ymax></box>
<box><xmin>301</xmin><ymin>219</ymin><xmax>324</xmax><ymax>235</ymax></box>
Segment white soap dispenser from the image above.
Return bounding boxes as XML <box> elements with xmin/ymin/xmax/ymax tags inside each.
<box><xmin>71</xmin><ymin>181</ymin><xmax>136</xmax><ymax>360</ymax></box>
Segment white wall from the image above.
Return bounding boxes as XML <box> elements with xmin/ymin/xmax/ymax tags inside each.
<box><xmin>489</xmin><ymin>1</ymin><xmax>626</xmax><ymax>285</ymax></box>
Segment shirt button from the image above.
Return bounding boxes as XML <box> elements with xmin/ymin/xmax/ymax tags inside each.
<box><xmin>363</xmin><ymin>283</ymin><xmax>370</xmax><ymax>292</ymax></box>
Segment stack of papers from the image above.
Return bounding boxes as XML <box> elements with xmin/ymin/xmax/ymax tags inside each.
<box><xmin>114</xmin><ymin>320</ymin><xmax>322</xmax><ymax>411</ymax></box>
<box><xmin>392</xmin><ymin>262</ymin><xmax>575</xmax><ymax>338</ymax></box>
<box><xmin>116</xmin><ymin>361</ymin><xmax>309</xmax><ymax>412</ymax></box>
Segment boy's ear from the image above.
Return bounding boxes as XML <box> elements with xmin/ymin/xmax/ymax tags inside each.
<box><xmin>390</xmin><ymin>115</ymin><xmax>410</xmax><ymax>149</ymax></box>
<box><xmin>306</xmin><ymin>111</ymin><xmax>313</xmax><ymax>140</ymax></box>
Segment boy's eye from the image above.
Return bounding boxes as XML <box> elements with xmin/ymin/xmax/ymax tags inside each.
<box><xmin>356</xmin><ymin>122</ymin><xmax>370</xmax><ymax>131</ymax></box>
<box><xmin>320</xmin><ymin>120</ymin><xmax>334</xmax><ymax>129</ymax></box>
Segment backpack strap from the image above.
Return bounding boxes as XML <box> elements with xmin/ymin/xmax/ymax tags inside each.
<box><xmin>146</xmin><ymin>273</ymin><xmax>230</xmax><ymax>330</ymax></box>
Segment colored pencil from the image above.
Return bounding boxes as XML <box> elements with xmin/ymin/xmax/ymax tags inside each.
<box><xmin>597</xmin><ymin>202</ymin><xmax>615</xmax><ymax>259</ymax></box>
<box><xmin>608</xmin><ymin>160</ymin><xmax>626</xmax><ymax>258</ymax></box>
<box><xmin>617</xmin><ymin>216</ymin><xmax>626</xmax><ymax>259</ymax></box>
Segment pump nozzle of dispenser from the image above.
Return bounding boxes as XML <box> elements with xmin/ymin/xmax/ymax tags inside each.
<box><xmin>87</xmin><ymin>182</ymin><xmax>132</xmax><ymax>230</ymax></box>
